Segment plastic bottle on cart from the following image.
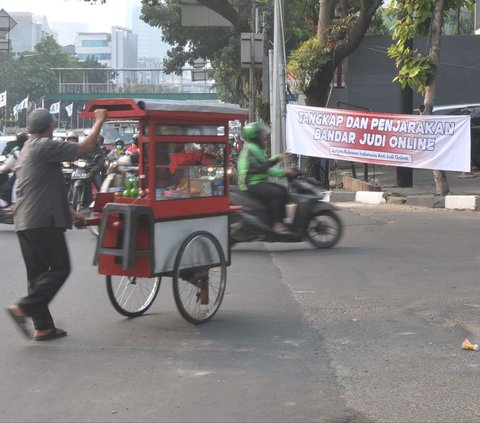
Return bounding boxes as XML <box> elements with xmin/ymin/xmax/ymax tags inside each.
<box><xmin>130</xmin><ymin>176</ymin><xmax>139</xmax><ymax>198</ymax></box>
<box><xmin>138</xmin><ymin>175</ymin><xmax>146</xmax><ymax>197</ymax></box>
<box><xmin>123</xmin><ymin>177</ymin><xmax>132</xmax><ymax>198</ymax></box>
<box><xmin>201</xmin><ymin>180</ymin><xmax>212</xmax><ymax>196</ymax></box>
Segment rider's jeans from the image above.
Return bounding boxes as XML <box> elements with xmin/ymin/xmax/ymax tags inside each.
<box><xmin>247</xmin><ymin>181</ymin><xmax>287</xmax><ymax>225</ymax></box>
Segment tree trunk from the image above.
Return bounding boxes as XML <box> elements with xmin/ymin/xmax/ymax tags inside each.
<box><xmin>318</xmin><ymin>0</ymin><xmax>335</xmax><ymax>41</ymax></box>
<box><xmin>303</xmin><ymin>0</ymin><xmax>381</xmax><ymax>187</ymax></box>
<box><xmin>424</xmin><ymin>0</ymin><xmax>450</xmax><ymax>195</ymax></box>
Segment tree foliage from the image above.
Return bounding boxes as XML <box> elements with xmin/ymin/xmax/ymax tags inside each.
<box><xmin>0</xmin><ymin>35</ymin><xmax>110</xmax><ymax>108</ymax></box>
<box><xmin>386</xmin><ymin>0</ymin><xmax>474</xmax><ymax>195</ymax></box>
<box><xmin>288</xmin><ymin>0</ymin><xmax>382</xmax><ymax>107</ymax></box>
<box><xmin>387</xmin><ymin>0</ymin><xmax>474</xmax><ymax>95</ymax></box>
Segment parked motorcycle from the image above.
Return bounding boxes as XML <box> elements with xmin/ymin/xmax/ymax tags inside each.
<box><xmin>229</xmin><ymin>174</ymin><xmax>343</xmax><ymax>248</ymax></box>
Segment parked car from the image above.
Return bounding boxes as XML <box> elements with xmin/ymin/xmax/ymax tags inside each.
<box><xmin>429</xmin><ymin>104</ymin><xmax>480</xmax><ymax>169</ymax></box>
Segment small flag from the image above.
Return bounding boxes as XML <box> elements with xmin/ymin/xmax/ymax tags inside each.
<box><xmin>13</xmin><ymin>104</ymin><xmax>20</xmax><ymax>120</ymax></box>
<box><xmin>65</xmin><ymin>102</ymin><xmax>73</xmax><ymax>117</ymax></box>
<box><xmin>19</xmin><ymin>96</ymin><xmax>29</xmax><ymax>110</ymax></box>
<box><xmin>0</xmin><ymin>91</ymin><xmax>6</xmax><ymax>108</ymax></box>
<box><xmin>49</xmin><ymin>101</ymin><xmax>60</xmax><ymax>114</ymax></box>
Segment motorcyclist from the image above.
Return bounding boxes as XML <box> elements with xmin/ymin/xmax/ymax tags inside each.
<box><xmin>0</xmin><ymin>132</ymin><xmax>29</xmax><ymax>210</ymax></box>
<box><xmin>238</xmin><ymin>122</ymin><xmax>296</xmax><ymax>234</ymax></box>
<box><xmin>66</xmin><ymin>131</ymin><xmax>79</xmax><ymax>143</ymax></box>
<box><xmin>85</xmin><ymin>134</ymin><xmax>107</xmax><ymax>192</ymax></box>
<box><xmin>107</xmin><ymin>138</ymin><xmax>125</xmax><ymax>162</ymax></box>
<box><xmin>126</xmin><ymin>134</ymin><xmax>139</xmax><ymax>165</ymax></box>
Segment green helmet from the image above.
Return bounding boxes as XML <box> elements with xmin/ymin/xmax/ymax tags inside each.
<box><xmin>242</xmin><ymin>122</ymin><xmax>270</xmax><ymax>143</ymax></box>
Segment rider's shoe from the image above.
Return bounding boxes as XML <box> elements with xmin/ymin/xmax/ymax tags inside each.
<box><xmin>273</xmin><ymin>222</ymin><xmax>291</xmax><ymax>234</ymax></box>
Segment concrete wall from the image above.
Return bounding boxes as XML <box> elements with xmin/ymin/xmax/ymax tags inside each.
<box><xmin>329</xmin><ymin>35</ymin><xmax>480</xmax><ymax>113</ymax></box>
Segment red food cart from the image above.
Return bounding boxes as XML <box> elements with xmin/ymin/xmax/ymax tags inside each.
<box><xmin>80</xmin><ymin>98</ymin><xmax>248</xmax><ymax>323</ymax></box>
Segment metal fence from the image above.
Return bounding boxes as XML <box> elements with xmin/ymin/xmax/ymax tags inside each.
<box><xmin>53</xmin><ymin>67</ymin><xmax>216</xmax><ymax>95</ymax></box>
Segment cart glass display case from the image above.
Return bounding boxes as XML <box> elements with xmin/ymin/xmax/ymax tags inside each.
<box><xmin>153</xmin><ymin>141</ymin><xmax>226</xmax><ymax>200</ymax></box>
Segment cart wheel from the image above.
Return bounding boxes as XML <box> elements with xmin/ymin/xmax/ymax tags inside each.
<box><xmin>106</xmin><ymin>275</ymin><xmax>161</xmax><ymax>317</ymax></box>
<box><xmin>173</xmin><ymin>231</ymin><xmax>226</xmax><ymax>324</ymax></box>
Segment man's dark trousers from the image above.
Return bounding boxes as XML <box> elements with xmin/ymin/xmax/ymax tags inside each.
<box><xmin>16</xmin><ymin>227</ymin><xmax>71</xmax><ymax>330</ymax></box>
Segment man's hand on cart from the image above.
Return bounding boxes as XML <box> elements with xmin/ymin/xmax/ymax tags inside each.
<box><xmin>71</xmin><ymin>210</ymin><xmax>87</xmax><ymax>229</ymax></box>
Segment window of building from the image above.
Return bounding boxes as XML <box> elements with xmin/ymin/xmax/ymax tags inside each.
<box><xmin>81</xmin><ymin>40</ymin><xmax>109</xmax><ymax>47</ymax></box>
<box><xmin>77</xmin><ymin>53</ymin><xmax>111</xmax><ymax>61</ymax></box>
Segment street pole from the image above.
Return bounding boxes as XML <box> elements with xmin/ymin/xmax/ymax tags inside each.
<box><xmin>271</xmin><ymin>0</ymin><xmax>285</xmax><ymax>156</ymax></box>
<box><xmin>249</xmin><ymin>2</ymin><xmax>256</xmax><ymax>122</ymax></box>
<box><xmin>3</xmin><ymin>97</ymin><xmax>7</xmax><ymax>134</ymax></box>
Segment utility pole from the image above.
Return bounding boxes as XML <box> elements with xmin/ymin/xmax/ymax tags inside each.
<box><xmin>249</xmin><ymin>1</ymin><xmax>256</xmax><ymax>122</ymax></box>
<box><xmin>271</xmin><ymin>0</ymin><xmax>285</xmax><ymax>156</ymax></box>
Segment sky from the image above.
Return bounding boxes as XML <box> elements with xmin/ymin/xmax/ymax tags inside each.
<box><xmin>2</xmin><ymin>0</ymin><xmax>141</xmax><ymax>42</ymax></box>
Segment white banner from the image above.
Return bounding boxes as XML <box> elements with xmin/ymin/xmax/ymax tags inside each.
<box><xmin>13</xmin><ymin>103</ymin><xmax>20</xmax><ymax>120</ymax></box>
<box><xmin>49</xmin><ymin>101</ymin><xmax>60</xmax><ymax>114</ymax></box>
<box><xmin>18</xmin><ymin>96</ymin><xmax>29</xmax><ymax>110</ymax></box>
<box><xmin>286</xmin><ymin>104</ymin><xmax>471</xmax><ymax>172</ymax></box>
<box><xmin>0</xmin><ymin>91</ymin><xmax>6</xmax><ymax>108</ymax></box>
<box><xmin>65</xmin><ymin>102</ymin><xmax>73</xmax><ymax>117</ymax></box>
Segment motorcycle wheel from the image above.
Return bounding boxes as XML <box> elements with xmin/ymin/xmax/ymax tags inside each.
<box><xmin>88</xmin><ymin>222</ymin><xmax>99</xmax><ymax>237</ymax></box>
<box><xmin>71</xmin><ymin>182</ymin><xmax>85</xmax><ymax>213</ymax></box>
<box><xmin>306</xmin><ymin>210</ymin><xmax>342</xmax><ymax>249</ymax></box>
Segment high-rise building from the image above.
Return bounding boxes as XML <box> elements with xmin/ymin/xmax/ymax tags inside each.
<box><xmin>111</xmin><ymin>26</ymin><xmax>138</xmax><ymax>84</ymax></box>
<box><xmin>111</xmin><ymin>26</ymin><xmax>137</xmax><ymax>68</ymax></box>
<box><xmin>131</xmin><ymin>6</ymin><xmax>169</xmax><ymax>62</ymax></box>
<box><xmin>74</xmin><ymin>32</ymin><xmax>112</xmax><ymax>65</ymax></box>
<box><xmin>8</xmin><ymin>12</ymin><xmax>56</xmax><ymax>54</ymax></box>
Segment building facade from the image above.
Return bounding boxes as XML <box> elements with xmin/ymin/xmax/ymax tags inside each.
<box><xmin>74</xmin><ymin>32</ymin><xmax>112</xmax><ymax>65</ymax></box>
<box><xmin>111</xmin><ymin>26</ymin><xmax>137</xmax><ymax>68</ymax></box>
<box><xmin>8</xmin><ymin>12</ymin><xmax>56</xmax><ymax>54</ymax></box>
<box><xmin>329</xmin><ymin>35</ymin><xmax>480</xmax><ymax>114</ymax></box>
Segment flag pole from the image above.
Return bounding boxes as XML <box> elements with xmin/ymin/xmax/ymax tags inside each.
<box><xmin>3</xmin><ymin>96</ymin><xmax>6</xmax><ymax>135</ymax></box>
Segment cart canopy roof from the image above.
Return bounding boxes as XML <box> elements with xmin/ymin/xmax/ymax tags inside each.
<box><xmin>81</xmin><ymin>98</ymin><xmax>249</xmax><ymax>121</ymax></box>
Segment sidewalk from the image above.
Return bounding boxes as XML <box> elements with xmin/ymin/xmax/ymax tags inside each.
<box><xmin>329</xmin><ymin>164</ymin><xmax>480</xmax><ymax>210</ymax></box>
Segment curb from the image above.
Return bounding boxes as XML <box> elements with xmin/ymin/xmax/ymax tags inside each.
<box><xmin>330</xmin><ymin>190</ymin><xmax>480</xmax><ymax>210</ymax></box>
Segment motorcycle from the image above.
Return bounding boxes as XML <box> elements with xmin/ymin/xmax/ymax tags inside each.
<box><xmin>69</xmin><ymin>158</ymin><xmax>95</xmax><ymax>213</ymax></box>
<box><xmin>0</xmin><ymin>176</ymin><xmax>13</xmax><ymax>225</ymax></box>
<box><xmin>62</xmin><ymin>161</ymin><xmax>74</xmax><ymax>191</ymax></box>
<box><xmin>229</xmin><ymin>174</ymin><xmax>343</xmax><ymax>248</ymax></box>
<box><xmin>0</xmin><ymin>158</ymin><xmax>14</xmax><ymax>225</ymax></box>
<box><xmin>88</xmin><ymin>154</ymin><xmax>138</xmax><ymax>237</ymax></box>
<box><xmin>100</xmin><ymin>154</ymin><xmax>138</xmax><ymax>194</ymax></box>
<box><xmin>0</xmin><ymin>207</ymin><xmax>13</xmax><ymax>225</ymax></box>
